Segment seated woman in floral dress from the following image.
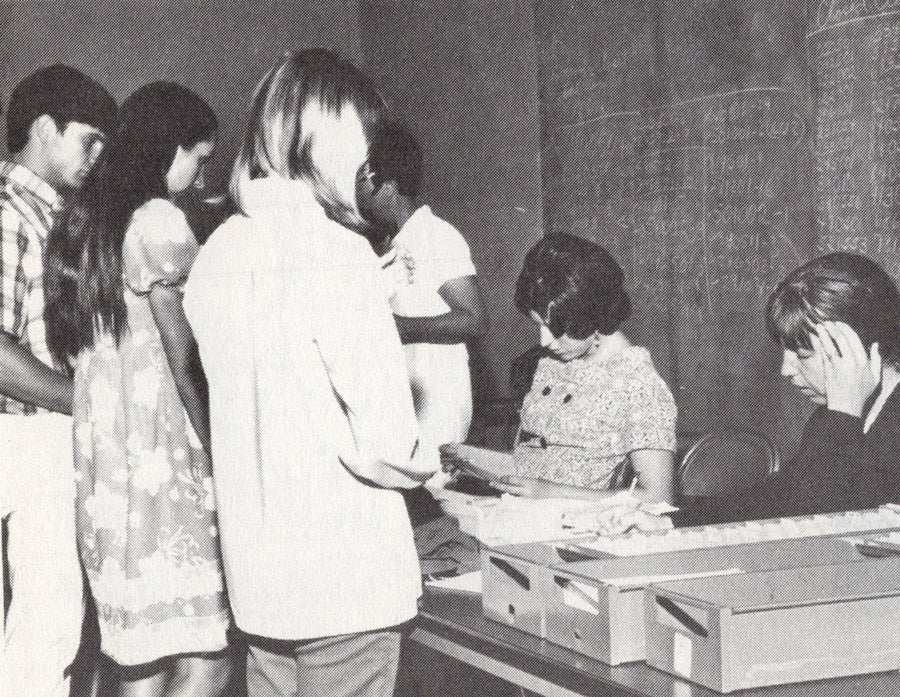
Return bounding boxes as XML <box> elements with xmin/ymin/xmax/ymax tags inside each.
<box><xmin>491</xmin><ymin>233</ymin><xmax>677</xmax><ymax>504</ymax></box>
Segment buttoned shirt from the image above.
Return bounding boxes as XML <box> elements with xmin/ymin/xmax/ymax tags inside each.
<box><xmin>0</xmin><ymin>162</ymin><xmax>62</xmax><ymax>415</ymax></box>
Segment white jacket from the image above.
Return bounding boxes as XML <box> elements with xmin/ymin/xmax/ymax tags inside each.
<box><xmin>184</xmin><ymin>176</ymin><xmax>435</xmax><ymax>640</ymax></box>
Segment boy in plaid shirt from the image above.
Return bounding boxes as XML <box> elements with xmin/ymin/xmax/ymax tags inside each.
<box><xmin>0</xmin><ymin>65</ymin><xmax>114</xmax><ymax>697</ymax></box>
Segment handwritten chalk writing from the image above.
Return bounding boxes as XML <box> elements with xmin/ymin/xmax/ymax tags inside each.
<box><xmin>815</xmin><ymin>0</ymin><xmax>870</xmax><ymax>30</ymax></box>
<box><xmin>813</xmin><ymin>0</ymin><xmax>900</xmax><ymax>32</ymax></box>
<box><xmin>874</xmin><ymin>233</ymin><xmax>900</xmax><ymax>257</ymax></box>
<box><xmin>811</xmin><ymin>9</ymin><xmax>900</xmax><ymax>262</ymax></box>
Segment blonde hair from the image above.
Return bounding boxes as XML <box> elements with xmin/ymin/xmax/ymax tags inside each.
<box><xmin>231</xmin><ymin>49</ymin><xmax>386</xmax><ymax>228</ymax></box>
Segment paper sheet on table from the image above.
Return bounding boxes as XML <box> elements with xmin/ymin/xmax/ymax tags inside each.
<box><xmin>429</xmin><ymin>486</ymin><xmax>677</xmax><ymax>546</ymax></box>
<box><xmin>599</xmin><ymin>567</ymin><xmax>744</xmax><ymax>589</ymax></box>
<box><xmin>425</xmin><ymin>570</ymin><xmax>483</xmax><ymax>594</ymax></box>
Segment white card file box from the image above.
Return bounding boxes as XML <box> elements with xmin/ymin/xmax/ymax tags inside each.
<box><xmin>645</xmin><ymin>557</ymin><xmax>900</xmax><ymax>692</ymax></box>
<box><xmin>570</xmin><ymin>505</ymin><xmax>900</xmax><ymax>558</ymax></box>
<box><xmin>544</xmin><ymin>535</ymin><xmax>870</xmax><ymax>665</ymax></box>
<box><xmin>481</xmin><ymin>539</ymin><xmax>600</xmax><ymax>636</ymax></box>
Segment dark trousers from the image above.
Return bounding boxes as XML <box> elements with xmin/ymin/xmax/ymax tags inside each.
<box><xmin>246</xmin><ymin>628</ymin><xmax>402</xmax><ymax>697</ymax></box>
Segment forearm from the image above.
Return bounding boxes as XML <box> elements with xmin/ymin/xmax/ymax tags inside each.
<box><xmin>541</xmin><ymin>479</ymin><xmax>669</xmax><ymax>502</ymax></box>
<box><xmin>395</xmin><ymin>311</ymin><xmax>486</xmax><ymax>344</ymax></box>
<box><xmin>0</xmin><ymin>334</ymin><xmax>73</xmax><ymax>414</ymax></box>
<box><xmin>148</xmin><ymin>287</ymin><xmax>211</xmax><ymax>452</ymax></box>
<box><xmin>350</xmin><ymin>442</ymin><xmax>436</xmax><ymax>489</ymax></box>
<box><xmin>796</xmin><ymin>407</ymin><xmax>863</xmax><ymax>465</ymax></box>
<box><xmin>671</xmin><ymin>496</ymin><xmax>766</xmax><ymax>527</ymax></box>
<box><xmin>171</xmin><ymin>367</ymin><xmax>211</xmax><ymax>454</ymax></box>
<box><xmin>673</xmin><ymin>411</ymin><xmax>867</xmax><ymax>528</ymax></box>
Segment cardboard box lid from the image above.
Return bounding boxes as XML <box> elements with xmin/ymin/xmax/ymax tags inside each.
<box><xmin>487</xmin><ymin>539</ymin><xmax>606</xmax><ymax>565</ymax></box>
<box><xmin>573</xmin><ymin>506</ymin><xmax>900</xmax><ymax>557</ymax></box>
<box><xmin>557</xmin><ymin>536</ymin><xmax>864</xmax><ymax>590</ymax></box>
<box><xmin>652</xmin><ymin>558</ymin><xmax>900</xmax><ymax>612</ymax></box>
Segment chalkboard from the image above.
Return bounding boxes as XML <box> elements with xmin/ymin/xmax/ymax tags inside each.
<box><xmin>534</xmin><ymin>0</ymin><xmax>900</xmax><ymax>452</ymax></box>
<box><xmin>810</xmin><ymin>4</ymin><xmax>900</xmax><ymax>267</ymax></box>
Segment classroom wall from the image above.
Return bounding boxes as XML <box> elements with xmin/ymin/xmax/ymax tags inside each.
<box><xmin>534</xmin><ymin>0</ymin><xmax>900</xmax><ymax>454</ymax></box>
<box><xmin>359</xmin><ymin>0</ymin><xmax>545</xmax><ymax>402</ymax></box>
<box><xmin>0</xmin><ymin>0</ymin><xmax>362</xmax><ymax>190</ymax></box>
<box><xmin>5</xmin><ymin>1</ymin><xmax>897</xmax><ymax>451</ymax></box>
<box><xmin>0</xmin><ymin>0</ymin><xmax>543</xmax><ymax>403</ymax></box>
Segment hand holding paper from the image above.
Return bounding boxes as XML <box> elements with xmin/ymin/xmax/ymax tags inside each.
<box><xmin>594</xmin><ymin>505</ymin><xmax>675</xmax><ymax>536</ymax></box>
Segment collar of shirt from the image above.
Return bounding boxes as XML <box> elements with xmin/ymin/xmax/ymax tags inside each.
<box><xmin>237</xmin><ymin>174</ymin><xmax>322</xmax><ymax>224</ymax></box>
<box><xmin>0</xmin><ymin>161</ymin><xmax>63</xmax><ymax>223</ymax></box>
<box><xmin>394</xmin><ymin>204</ymin><xmax>431</xmax><ymax>246</ymax></box>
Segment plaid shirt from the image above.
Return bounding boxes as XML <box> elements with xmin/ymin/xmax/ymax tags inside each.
<box><xmin>0</xmin><ymin>162</ymin><xmax>63</xmax><ymax>415</ymax></box>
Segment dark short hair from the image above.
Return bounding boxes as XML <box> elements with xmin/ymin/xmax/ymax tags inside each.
<box><xmin>515</xmin><ymin>233</ymin><xmax>631</xmax><ymax>339</ymax></box>
<box><xmin>367</xmin><ymin>122</ymin><xmax>422</xmax><ymax>197</ymax></box>
<box><xmin>766</xmin><ymin>252</ymin><xmax>900</xmax><ymax>365</ymax></box>
<box><xmin>6</xmin><ymin>64</ymin><xmax>116</xmax><ymax>153</ymax></box>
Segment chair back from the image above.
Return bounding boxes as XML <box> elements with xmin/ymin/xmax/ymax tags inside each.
<box><xmin>678</xmin><ymin>429</ymin><xmax>779</xmax><ymax>498</ymax></box>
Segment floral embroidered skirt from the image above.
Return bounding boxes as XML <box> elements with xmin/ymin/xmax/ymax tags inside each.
<box><xmin>73</xmin><ymin>333</ymin><xmax>230</xmax><ymax>666</ymax></box>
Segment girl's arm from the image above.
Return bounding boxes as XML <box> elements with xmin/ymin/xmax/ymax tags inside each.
<box><xmin>491</xmin><ymin>448</ymin><xmax>675</xmax><ymax>503</ymax></box>
<box><xmin>628</xmin><ymin>448</ymin><xmax>675</xmax><ymax>502</ymax></box>
<box><xmin>150</xmin><ymin>283</ymin><xmax>211</xmax><ymax>454</ymax></box>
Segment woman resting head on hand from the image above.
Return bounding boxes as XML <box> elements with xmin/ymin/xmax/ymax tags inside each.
<box><xmin>766</xmin><ymin>252</ymin><xmax>900</xmax><ymax>420</ymax></box>
<box><xmin>597</xmin><ymin>251</ymin><xmax>900</xmax><ymax>536</ymax></box>
<box><xmin>487</xmin><ymin>233</ymin><xmax>677</xmax><ymax>504</ymax></box>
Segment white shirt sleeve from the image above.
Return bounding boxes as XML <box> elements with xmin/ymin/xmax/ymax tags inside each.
<box><xmin>423</xmin><ymin>217</ymin><xmax>477</xmax><ymax>290</ymax></box>
<box><xmin>314</xmin><ymin>248</ymin><xmax>437</xmax><ymax>488</ymax></box>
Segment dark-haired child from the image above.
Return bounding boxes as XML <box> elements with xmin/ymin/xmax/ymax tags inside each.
<box><xmin>357</xmin><ymin>123</ymin><xmax>487</xmax><ymax>475</ymax></box>
<box><xmin>45</xmin><ymin>82</ymin><xmax>230</xmax><ymax>696</ymax></box>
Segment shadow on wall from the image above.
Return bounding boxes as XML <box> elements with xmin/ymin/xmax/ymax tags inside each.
<box><xmin>359</xmin><ymin>0</ymin><xmax>546</xmax><ymax>403</ymax></box>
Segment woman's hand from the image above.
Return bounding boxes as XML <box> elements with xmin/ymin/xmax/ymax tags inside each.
<box><xmin>811</xmin><ymin>321</ymin><xmax>881</xmax><ymax>417</ymax></box>
<box><xmin>594</xmin><ymin>506</ymin><xmax>674</xmax><ymax>536</ymax></box>
<box><xmin>439</xmin><ymin>444</ymin><xmax>464</xmax><ymax>483</ymax></box>
<box><xmin>491</xmin><ymin>475</ymin><xmax>565</xmax><ymax>499</ymax></box>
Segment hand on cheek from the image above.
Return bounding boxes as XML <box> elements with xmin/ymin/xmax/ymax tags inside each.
<box><xmin>811</xmin><ymin>321</ymin><xmax>881</xmax><ymax>417</ymax></box>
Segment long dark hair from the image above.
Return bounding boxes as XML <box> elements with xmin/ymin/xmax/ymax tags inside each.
<box><xmin>46</xmin><ymin>82</ymin><xmax>216</xmax><ymax>366</ymax></box>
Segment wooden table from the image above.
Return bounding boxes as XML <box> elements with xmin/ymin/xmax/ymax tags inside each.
<box><xmin>413</xmin><ymin>588</ymin><xmax>900</xmax><ymax>697</ymax></box>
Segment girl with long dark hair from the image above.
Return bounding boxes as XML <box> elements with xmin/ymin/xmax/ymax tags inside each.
<box><xmin>45</xmin><ymin>82</ymin><xmax>231</xmax><ymax>697</ymax></box>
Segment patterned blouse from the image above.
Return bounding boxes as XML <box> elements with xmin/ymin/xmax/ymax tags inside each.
<box><xmin>513</xmin><ymin>346</ymin><xmax>676</xmax><ymax>490</ymax></box>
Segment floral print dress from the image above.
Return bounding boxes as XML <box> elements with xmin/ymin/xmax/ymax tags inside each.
<box><xmin>73</xmin><ymin>198</ymin><xmax>230</xmax><ymax>666</ymax></box>
<box><xmin>513</xmin><ymin>346</ymin><xmax>677</xmax><ymax>489</ymax></box>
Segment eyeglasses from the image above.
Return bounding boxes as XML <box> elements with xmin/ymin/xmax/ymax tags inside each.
<box><xmin>356</xmin><ymin>160</ymin><xmax>378</xmax><ymax>185</ymax></box>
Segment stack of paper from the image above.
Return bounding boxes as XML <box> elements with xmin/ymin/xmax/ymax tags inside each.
<box><xmin>428</xmin><ymin>487</ymin><xmax>675</xmax><ymax>546</ymax></box>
